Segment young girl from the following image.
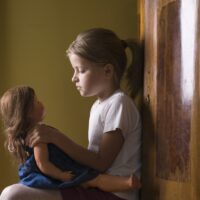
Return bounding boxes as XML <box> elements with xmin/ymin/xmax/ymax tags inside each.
<box><xmin>0</xmin><ymin>28</ymin><xmax>141</xmax><ymax>200</ymax></box>
<box><xmin>0</xmin><ymin>86</ymin><xmax>139</xmax><ymax>191</ymax></box>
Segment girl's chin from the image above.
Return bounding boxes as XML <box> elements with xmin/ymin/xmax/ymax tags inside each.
<box><xmin>80</xmin><ymin>93</ymin><xmax>87</xmax><ymax>97</ymax></box>
<box><xmin>79</xmin><ymin>92</ymin><xmax>93</xmax><ymax>97</ymax></box>
<box><xmin>79</xmin><ymin>90</ymin><xmax>86</xmax><ymax>96</ymax></box>
<box><xmin>78</xmin><ymin>89</ymin><xmax>96</xmax><ymax>97</ymax></box>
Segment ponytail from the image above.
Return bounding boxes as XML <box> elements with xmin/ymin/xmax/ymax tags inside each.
<box><xmin>123</xmin><ymin>39</ymin><xmax>144</xmax><ymax>99</ymax></box>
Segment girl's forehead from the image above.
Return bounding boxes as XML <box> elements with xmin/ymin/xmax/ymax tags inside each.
<box><xmin>70</xmin><ymin>56</ymin><xmax>90</xmax><ymax>68</ymax></box>
<box><xmin>69</xmin><ymin>54</ymin><xmax>103</xmax><ymax>69</ymax></box>
<box><xmin>69</xmin><ymin>54</ymin><xmax>87</xmax><ymax>63</ymax></box>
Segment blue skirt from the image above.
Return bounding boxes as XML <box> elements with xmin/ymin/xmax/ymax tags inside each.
<box><xmin>19</xmin><ymin>144</ymin><xmax>99</xmax><ymax>189</ymax></box>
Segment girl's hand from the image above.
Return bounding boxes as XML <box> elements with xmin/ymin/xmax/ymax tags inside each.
<box><xmin>130</xmin><ymin>174</ymin><xmax>141</xmax><ymax>189</ymax></box>
<box><xmin>26</xmin><ymin>123</ymin><xmax>59</xmax><ymax>147</ymax></box>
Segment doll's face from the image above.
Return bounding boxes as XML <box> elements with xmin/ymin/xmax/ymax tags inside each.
<box><xmin>29</xmin><ymin>95</ymin><xmax>45</xmax><ymax>124</ymax></box>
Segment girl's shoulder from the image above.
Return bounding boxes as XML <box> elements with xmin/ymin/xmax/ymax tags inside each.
<box><xmin>101</xmin><ymin>89</ymin><xmax>131</xmax><ymax>103</ymax></box>
<box><xmin>92</xmin><ymin>89</ymin><xmax>137</xmax><ymax>112</ymax></box>
<box><xmin>108</xmin><ymin>90</ymin><xmax>136</xmax><ymax>107</ymax></box>
<box><xmin>107</xmin><ymin>91</ymin><xmax>140</xmax><ymax>120</ymax></box>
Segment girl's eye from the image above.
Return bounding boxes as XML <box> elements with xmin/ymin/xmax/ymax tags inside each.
<box><xmin>79</xmin><ymin>69</ymin><xmax>85</xmax><ymax>73</ymax></box>
<box><xmin>78</xmin><ymin>67</ymin><xmax>86</xmax><ymax>73</ymax></box>
<box><xmin>74</xmin><ymin>67</ymin><xmax>86</xmax><ymax>74</ymax></box>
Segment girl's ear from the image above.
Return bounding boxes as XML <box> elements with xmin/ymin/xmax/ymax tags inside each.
<box><xmin>103</xmin><ymin>64</ymin><xmax>114</xmax><ymax>78</ymax></box>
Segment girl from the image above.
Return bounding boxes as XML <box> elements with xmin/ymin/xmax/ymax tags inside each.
<box><xmin>0</xmin><ymin>86</ymin><xmax>139</xmax><ymax>191</ymax></box>
<box><xmin>0</xmin><ymin>28</ymin><xmax>141</xmax><ymax>200</ymax></box>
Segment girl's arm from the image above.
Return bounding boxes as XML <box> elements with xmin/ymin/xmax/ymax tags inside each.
<box><xmin>82</xmin><ymin>174</ymin><xmax>141</xmax><ymax>192</ymax></box>
<box><xmin>29</xmin><ymin>124</ymin><xmax>124</xmax><ymax>172</ymax></box>
<box><xmin>34</xmin><ymin>143</ymin><xmax>74</xmax><ymax>182</ymax></box>
<box><xmin>53</xmin><ymin>129</ymin><xmax>124</xmax><ymax>172</ymax></box>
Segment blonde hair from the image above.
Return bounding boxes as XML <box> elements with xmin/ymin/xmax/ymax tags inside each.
<box><xmin>67</xmin><ymin>28</ymin><xmax>143</xmax><ymax>98</ymax></box>
<box><xmin>0</xmin><ymin>86</ymin><xmax>35</xmax><ymax>164</ymax></box>
<box><xmin>67</xmin><ymin>28</ymin><xmax>127</xmax><ymax>83</ymax></box>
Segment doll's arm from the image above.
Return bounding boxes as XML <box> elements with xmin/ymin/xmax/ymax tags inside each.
<box><xmin>34</xmin><ymin>143</ymin><xmax>74</xmax><ymax>182</ymax></box>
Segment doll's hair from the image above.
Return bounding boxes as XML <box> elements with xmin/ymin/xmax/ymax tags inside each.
<box><xmin>0</xmin><ymin>86</ymin><xmax>35</xmax><ymax>164</ymax></box>
<box><xmin>67</xmin><ymin>28</ymin><xmax>143</xmax><ymax>98</ymax></box>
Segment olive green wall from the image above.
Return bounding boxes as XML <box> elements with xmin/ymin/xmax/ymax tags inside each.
<box><xmin>0</xmin><ymin>0</ymin><xmax>139</xmax><ymax>190</ymax></box>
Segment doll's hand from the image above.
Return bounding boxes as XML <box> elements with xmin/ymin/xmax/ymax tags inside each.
<box><xmin>61</xmin><ymin>171</ymin><xmax>74</xmax><ymax>181</ymax></box>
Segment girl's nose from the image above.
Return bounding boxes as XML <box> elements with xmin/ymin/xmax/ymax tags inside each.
<box><xmin>72</xmin><ymin>73</ymin><xmax>78</xmax><ymax>83</ymax></box>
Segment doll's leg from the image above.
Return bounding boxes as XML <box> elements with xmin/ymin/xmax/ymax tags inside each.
<box><xmin>84</xmin><ymin>174</ymin><xmax>141</xmax><ymax>192</ymax></box>
<box><xmin>0</xmin><ymin>184</ymin><xmax>62</xmax><ymax>200</ymax></box>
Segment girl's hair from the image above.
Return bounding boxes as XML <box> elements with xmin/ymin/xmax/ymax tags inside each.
<box><xmin>67</xmin><ymin>28</ymin><xmax>143</xmax><ymax>98</ymax></box>
<box><xmin>0</xmin><ymin>86</ymin><xmax>35</xmax><ymax>164</ymax></box>
<box><xmin>67</xmin><ymin>28</ymin><xmax>127</xmax><ymax>83</ymax></box>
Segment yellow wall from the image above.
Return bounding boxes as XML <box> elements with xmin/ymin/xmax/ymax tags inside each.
<box><xmin>0</xmin><ymin>0</ymin><xmax>139</xmax><ymax>190</ymax></box>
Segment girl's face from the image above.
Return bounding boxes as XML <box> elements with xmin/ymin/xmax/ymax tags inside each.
<box><xmin>69</xmin><ymin>54</ymin><xmax>111</xmax><ymax>100</ymax></box>
<box><xmin>29</xmin><ymin>96</ymin><xmax>45</xmax><ymax>124</ymax></box>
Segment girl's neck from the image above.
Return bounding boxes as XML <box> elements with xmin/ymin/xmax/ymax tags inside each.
<box><xmin>97</xmin><ymin>85</ymin><xmax>120</xmax><ymax>103</ymax></box>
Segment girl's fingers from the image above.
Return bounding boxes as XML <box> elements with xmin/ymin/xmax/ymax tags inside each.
<box><xmin>26</xmin><ymin>133</ymin><xmax>38</xmax><ymax>147</ymax></box>
<box><xmin>26</xmin><ymin>123</ymin><xmax>58</xmax><ymax>147</ymax></box>
<box><xmin>26</xmin><ymin>126</ymin><xmax>41</xmax><ymax>147</ymax></box>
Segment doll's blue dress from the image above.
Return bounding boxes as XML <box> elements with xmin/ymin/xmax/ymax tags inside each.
<box><xmin>18</xmin><ymin>143</ymin><xmax>99</xmax><ymax>189</ymax></box>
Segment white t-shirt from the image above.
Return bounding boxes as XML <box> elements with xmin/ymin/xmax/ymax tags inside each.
<box><xmin>88</xmin><ymin>89</ymin><xmax>141</xmax><ymax>200</ymax></box>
